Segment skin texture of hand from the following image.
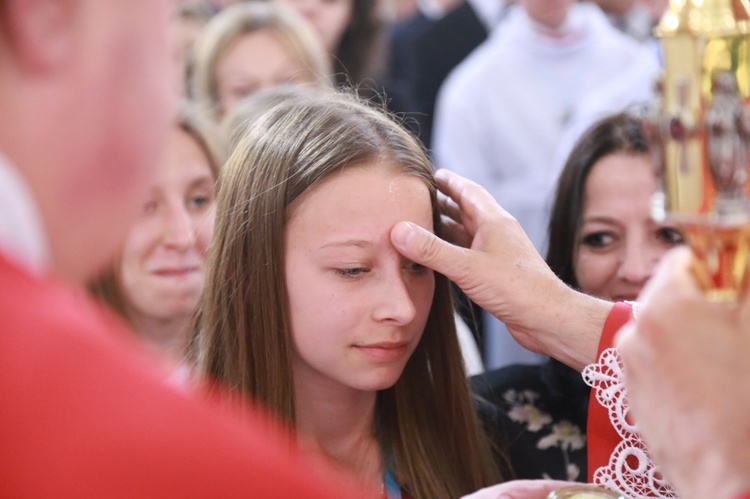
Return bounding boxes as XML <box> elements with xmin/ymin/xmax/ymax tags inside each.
<box><xmin>461</xmin><ymin>479</ymin><xmax>576</xmax><ymax>499</ymax></box>
<box><xmin>617</xmin><ymin>247</ymin><xmax>750</xmax><ymax>499</ymax></box>
<box><xmin>390</xmin><ymin>169</ymin><xmax>611</xmax><ymax>370</ymax></box>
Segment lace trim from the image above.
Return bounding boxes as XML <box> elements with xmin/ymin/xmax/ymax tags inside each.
<box><xmin>581</xmin><ymin>302</ymin><xmax>678</xmax><ymax>498</ymax></box>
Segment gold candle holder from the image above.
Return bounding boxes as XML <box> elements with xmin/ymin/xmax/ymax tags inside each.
<box><xmin>648</xmin><ymin>0</ymin><xmax>750</xmax><ymax>301</ymax></box>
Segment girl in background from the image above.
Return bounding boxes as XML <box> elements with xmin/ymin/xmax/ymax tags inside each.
<box><xmin>91</xmin><ymin>106</ymin><xmax>222</xmax><ymax>362</ymax></box>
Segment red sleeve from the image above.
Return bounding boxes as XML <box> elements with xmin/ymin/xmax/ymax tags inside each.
<box><xmin>733</xmin><ymin>494</ymin><xmax>750</xmax><ymax>499</ymax></box>
<box><xmin>587</xmin><ymin>302</ymin><xmax>633</xmax><ymax>483</ymax></box>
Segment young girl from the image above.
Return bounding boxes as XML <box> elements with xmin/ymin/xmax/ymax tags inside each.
<box><xmin>91</xmin><ymin>106</ymin><xmax>222</xmax><ymax>361</ymax></box>
<box><xmin>193</xmin><ymin>89</ymin><xmax>500</xmax><ymax>497</ymax></box>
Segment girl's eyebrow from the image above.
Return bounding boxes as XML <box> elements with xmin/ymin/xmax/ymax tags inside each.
<box><xmin>187</xmin><ymin>176</ymin><xmax>215</xmax><ymax>189</ymax></box>
<box><xmin>319</xmin><ymin>239</ymin><xmax>372</xmax><ymax>250</ymax></box>
<box><xmin>581</xmin><ymin>215</ymin><xmax>620</xmax><ymax>225</ymax></box>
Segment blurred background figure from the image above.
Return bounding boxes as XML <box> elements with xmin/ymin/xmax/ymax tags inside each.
<box><xmin>637</xmin><ymin>0</ymin><xmax>669</xmax><ymax>29</ymax></box>
<box><xmin>191</xmin><ymin>1</ymin><xmax>332</xmax><ymax>121</ymax></box>
<box><xmin>386</xmin><ymin>0</ymin><xmax>506</xmax><ymax>149</ymax></box>
<box><xmin>272</xmin><ymin>0</ymin><xmax>385</xmax><ymax>90</ymax></box>
<box><xmin>433</xmin><ymin>0</ymin><xmax>660</xmax><ymax>368</ymax></box>
<box><xmin>379</xmin><ymin>0</ymin><xmax>420</xmax><ymax>24</ymax></box>
<box><xmin>472</xmin><ymin>113</ymin><xmax>683</xmax><ymax>482</ymax></box>
<box><xmin>271</xmin><ymin>0</ymin><xmax>418</xmax><ymax>116</ymax></box>
<box><xmin>172</xmin><ymin>3</ymin><xmax>215</xmax><ymax>98</ymax></box>
<box><xmin>593</xmin><ymin>0</ymin><xmax>655</xmax><ymax>42</ymax></box>
<box><xmin>91</xmin><ymin>107</ymin><xmax>223</xmax><ymax>363</ymax></box>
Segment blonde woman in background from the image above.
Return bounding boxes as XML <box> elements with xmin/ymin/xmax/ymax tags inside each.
<box><xmin>190</xmin><ymin>1</ymin><xmax>332</xmax><ymax>122</ymax></box>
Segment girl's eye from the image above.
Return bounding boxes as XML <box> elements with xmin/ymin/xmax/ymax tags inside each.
<box><xmin>143</xmin><ymin>200</ymin><xmax>158</xmax><ymax>214</ymax></box>
<box><xmin>657</xmin><ymin>227</ymin><xmax>685</xmax><ymax>245</ymax></box>
<box><xmin>581</xmin><ymin>232</ymin><xmax>614</xmax><ymax>249</ymax></box>
<box><xmin>188</xmin><ymin>195</ymin><xmax>211</xmax><ymax>210</ymax></box>
<box><xmin>406</xmin><ymin>262</ymin><xmax>429</xmax><ymax>274</ymax></box>
<box><xmin>334</xmin><ymin>267</ymin><xmax>370</xmax><ymax>278</ymax></box>
<box><xmin>231</xmin><ymin>86</ymin><xmax>256</xmax><ymax>100</ymax></box>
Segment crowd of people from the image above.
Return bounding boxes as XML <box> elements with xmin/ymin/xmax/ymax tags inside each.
<box><xmin>2</xmin><ymin>0</ymin><xmax>749</xmax><ymax>498</ymax></box>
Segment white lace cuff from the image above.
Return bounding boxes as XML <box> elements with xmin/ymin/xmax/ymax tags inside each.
<box><xmin>581</xmin><ymin>302</ymin><xmax>677</xmax><ymax>498</ymax></box>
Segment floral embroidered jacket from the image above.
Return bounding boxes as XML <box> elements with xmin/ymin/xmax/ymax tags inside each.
<box><xmin>471</xmin><ymin>358</ymin><xmax>589</xmax><ymax>482</ymax></box>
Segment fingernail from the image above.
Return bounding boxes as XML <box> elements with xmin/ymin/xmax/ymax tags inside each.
<box><xmin>392</xmin><ymin>222</ymin><xmax>417</xmax><ymax>247</ymax></box>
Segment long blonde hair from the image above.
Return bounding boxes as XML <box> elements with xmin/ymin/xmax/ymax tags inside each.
<box><xmin>195</xmin><ymin>89</ymin><xmax>501</xmax><ymax>498</ymax></box>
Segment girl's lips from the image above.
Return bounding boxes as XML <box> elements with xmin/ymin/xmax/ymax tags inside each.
<box><xmin>354</xmin><ymin>342</ymin><xmax>410</xmax><ymax>362</ymax></box>
<box><xmin>152</xmin><ymin>267</ymin><xmax>200</xmax><ymax>277</ymax></box>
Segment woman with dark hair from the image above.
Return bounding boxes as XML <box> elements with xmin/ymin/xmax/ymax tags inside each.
<box><xmin>472</xmin><ymin>113</ymin><xmax>683</xmax><ymax>482</ymax></box>
<box><xmin>546</xmin><ymin>112</ymin><xmax>683</xmax><ymax>292</ymax></box>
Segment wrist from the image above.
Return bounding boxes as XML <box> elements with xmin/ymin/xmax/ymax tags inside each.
<box><xmin>549</xmin><ymin>290</ymin><xmax>611</xmax><ymax>371</ymax></box>
<box><xmin>507</xmin><ymin>278</ymin><xmax>611</xmax><ymax>371</ymax></box>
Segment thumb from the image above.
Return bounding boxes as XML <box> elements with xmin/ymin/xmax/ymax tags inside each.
<box><xmin>391</xmin><ymin>221</ymin><xmax>466</xmax><ymax>280</ymax></box>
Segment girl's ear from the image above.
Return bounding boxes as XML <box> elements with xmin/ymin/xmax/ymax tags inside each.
<box><xmin>4</xmin><ymin>0</ymin><xmax>79</xmax><ymax>73</ymax></box>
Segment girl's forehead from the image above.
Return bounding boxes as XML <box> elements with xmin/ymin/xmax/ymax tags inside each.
<box><xmin>286</xmin><ymin>164</ymin><xmax>433</xmax><ymax>236</ymax></box>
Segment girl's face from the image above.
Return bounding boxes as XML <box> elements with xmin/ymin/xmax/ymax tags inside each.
<box><xmin>574</xmin><ymin>153</ymin><xmax>683</xmax><ymax>301</ymax></box>
<box><xmin>216</xmin><ymin>29</ymin><xmax>312</xmax><ymax>116</ymax></box>
<box><xmin>285</xmin><ymin>163</ymin><xmax>435</xmax><ymax>394</ymax></box>
<box><xmin>119</xmin><ymin>128</ymin><xmax>216</xmax><ymax>323</ymax></box>
<box><xmin>275</xmin><ymin>0</ymin><xmax>353</xmax><ymax>53</ymax></box>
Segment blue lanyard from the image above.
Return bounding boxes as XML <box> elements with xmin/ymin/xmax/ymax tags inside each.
<box><xmin>383</xmin><ymin>469</ymin><xmax>402</xmax><ymax>499</ymax></box>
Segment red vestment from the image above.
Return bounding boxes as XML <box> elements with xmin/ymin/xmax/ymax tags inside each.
<box><xmin>0</xmin><ymin>253</ymin><xmax>359</xmax><ymax>497</ymax></box>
